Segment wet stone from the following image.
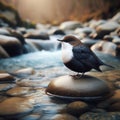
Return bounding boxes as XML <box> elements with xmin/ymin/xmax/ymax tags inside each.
<box><xmin>0</xmin><ymin>83</ymin><xmax>15</xmax><ymax>92</ymax></box>
<box><xmin>91</xmin><ymin>41</ymin><xmax>117</xmax><ymax>56</ymax></box>
<box><xmin>0</xmin><ymin>97</ymin><xmax>34</xmax><ymax>116</ymax></box>
<box><xmin>51</xmin><ymin>114</ymin><xmax>78</xmax><ymax>120</ymax></box>
<box><xmin>108</xmin><ymin>101</ymin><xmax>120</xmax><ymax>112</ymax></box>
<box><xmin>14</xmin><ymin>67</ymin><xmax>35</xmax><ymax>77</ymax></box>
<box><xmin>0</xmin><ymin>73</ymin><xmax>15</xmax><ymax>82</ymax></box>
<box><xmin>17</xmin><ymin>79</ymin><xmax>43</xmax><ymax>87</ymax></box>
<box><xmin>79</xmin><ymin>112</ymin><xmax>120</xmax><ymax>120</ymax></box>
<box><xmin>59</xmin><ymin>21</ymin><xmax>83</xmax><ymax>30</ymax></box>
<box><xmin>20</xmin><ymin>114</ymin><xmax>41</xmax><ymax>120</ymax></box>
<box><xmin>46</xmin><ymin>75</ymin><xmax>112</xmax><ymax>100</ymax></box>
<box><xmin>114</xmin><ymin>81</ymin><xmax>120</xmax><ymax>89</ymax></box>
<box><xmin>67</xmin><ymin>101</ymin><xmax>89</xmax><ymax>116</ymax></box>
<box><xmin>6</xmin><ymin>86</ymin><xmax>33</xmax><ymax>96</ymax></box>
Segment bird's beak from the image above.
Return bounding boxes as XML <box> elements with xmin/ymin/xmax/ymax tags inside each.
<box><xmin>57</xmin><ymin>39</ymin><xmax>63</xmax><ymax>42</ymax></box>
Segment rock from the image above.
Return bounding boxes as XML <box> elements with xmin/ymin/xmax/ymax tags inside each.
<box><xmin>17</xmin><ymin>79</ymin><xmax>42</xmax><ymax>87</ymax></box>
<box><xmin>6</xmin><ymin>86</ymin><xmax>32</xmax><ymax>96</ymax></box>
<box><xmin>89</xmin><ymin>19</ymin><xmax>106</xmax><ymax>29</ymax></box>
<box><xmin>97</xmin><ymin>90</ymin><xmax>120</xmax><ymax>110</ymax></box>
<box><xmin>112</xmin><ymin>37</ymin><xmax>120</xmax><ymax>44</ymax></box>
<box><xmin>91</xmin><ymin>41</ymin><xmax>117</xmax><ymax>56</ymax></box>
<box><xmin>60</xmin><ymin>21</ymin><xmax>83</xmax><ymax>30</ymax></box>
<box><xmin>24</xmin><ymin>32</ymin><xmax>49</xmax><ymax>40</ymax></box>
<box><xmin>52</xmin><ymin>29</ymin><xmax>65</xmax><ymax>35</ymax></box>
<box><xmin>0</xmin><ymin>35</ymin><xmax>23</xmax><ymax>57</ymax></box>
<box><xmin>103</xmin><ymin>35</ymin><xmax>113</xmax><ymax>42</ymax></box>
<box><xmin>0</xmin><ymin>45</ymin><xmax>9</xmax><ymax>58</ymax></box>
<box><xmin>95</xmin><ymin>21</ymin><xmax>120</xmax><ymax>38</ymax></box>
<box><xmin>67</xmin><ymin>101</ymin><xmax>89</xmax><ymax>116</ymax></box>
<box><xmin>81</xmin><ymin>38</ymin><xmax>99</xmax><ymax>47</ymax></box>
<box><xmin>51</xmin><ymin>114</ymin><xmax>77</xmax><ymax>120</ymax></box>
<box><xmin>0</xmin><ymin>28</ymin><xmax>10</xmax><ymax>36</ymax></box>
<box><xmin>0</xmin><ymin>97</ymin><xmax>34</xmax><ymax>115</ymax></box>
<box><xmin>111</xmin><ymin>12</ymin><xmax>120</xmax><ymax>24</ymax></box>
<box><xmin>108</xmin><ymin>102</ymin><xmax>120</xmax><ymax>112</ymax></box>
<box><xmin>0</xmin><ymin>73</ymin><xmax>15</xmax><ymax>82</ymax></box>
<box><xmin>0</xmin><ymin>83</ymin><xmax>15</xmax><ymax>92</ymax></box>
<box><xmin>20</xmin><ymin>114</ymin><xmax>41</xmax><ymax>120</ymax></box>
<box><xmin>46</xmin><ymin>75</ymin><xmax>112</xmax><ymax>101</ymax></box>
<box><xmin>114</xmin><ymin>81</ymin><xmax>120</xmax><ymax>89</ymax></box>
<box><xmin>14</xmin><ymin>68</ymin><xmax>35</xmax><ymax>77</ymax></box>
<box><xmin>79</xmin><ymin>112</ymin><xmax>120</xmax><ymax>120</ymax></box>
<box><xmin>75</xmin><ymin>27</ymin><xmax>94</xmax><ymax>36</ymax></box>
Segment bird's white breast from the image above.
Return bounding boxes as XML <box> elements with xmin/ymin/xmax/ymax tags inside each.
<box><xmin>61</xmin><ymin>42</ymin><xmax>73</xmax><ymax>63</ymax></box>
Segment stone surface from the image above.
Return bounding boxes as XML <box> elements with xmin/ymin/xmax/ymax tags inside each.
<box><xmin>0</xmin><ymin>45</ymin><xmax>9</xmax><ymax>58</ymax></box>
<box><xmin>14</xmin><ymin>67</ymin><xmax>35</xmax><ymax>76</ymax></box>
<box><xmin>60</xmin><ymin>21</ymin><xmax>82</xmax><ymax>30</ymax></box>
<box><xmin>0</xmin><ymin>97</ymin><xmax>34</xmax><ymax>115</ymax></box>
<box><xmin>67</xmin><ymin>101</ymin><xmax>89</xmax><ymax>116</ymax></box>
<box><xmin>6</xmin><ymin>86</ymin><xmax>32</xmax><ymax>96</ymax></box>
<box><xmin>79</xmin><ymin>112</ymin><xmax>120</xmax><ymax>120</ymax></box>
<box><xmin>91</xmin><ymin>41</ymin><xmax>117</xmax><ymax>56</ymax></box>
<box><xmin>24</xmin><ymin>32</ymin><xmax>49</xmax><ymax>40</ymax></box>
<box><xmin>0</xmin><ymin>84</ymin><xmax>15</xmax><ymax>92</ymax></box>
<box><xmin>111</xmin><ymin>12</ymin><xmax>120</xmax><ymax>24</ymax></box>
<box><xmin>51</xmin><ymin>114</ymin><xmax>77</xmax><ymax>120</ymax></box>
<box><xmin>20</xmin><ymin>114</ymin><xmax>41</xmax><ymax>120</ymax></box>
<box><xmin>0</xmin><ymin>35</ymin><xmax>23</xmax><ymax>57</ymax></box>
<box><xmin>0</xmin><ymin>73</ymin><xmax>15</xmax><ymax>82</ymax></box>
<box><xmin>46</xmin><ymin>75</ymin><xmax>111</xmax><ymax>100</ymax></box>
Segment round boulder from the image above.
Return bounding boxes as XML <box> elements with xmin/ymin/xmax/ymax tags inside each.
<box><xmin>46</xmin><ymin>75</ymin><xmax>112</xmax><ymax>100</ymax></box>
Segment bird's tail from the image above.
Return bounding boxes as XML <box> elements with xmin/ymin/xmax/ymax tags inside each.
<box><xmin>101</xmin><ymin>61</ymin><xmax>114</xmax><ymax>69</ymax></box>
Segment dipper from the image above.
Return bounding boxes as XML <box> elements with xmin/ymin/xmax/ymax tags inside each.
<box><xmin>58</xmin><ymin>35</ymin><xmax>113</xmax><ymax>76</ymax></box>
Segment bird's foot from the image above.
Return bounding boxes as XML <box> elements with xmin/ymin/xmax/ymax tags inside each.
<box><xmin>70</xmin><ymin>73</ymin><xmax>85</xmax><ymax>79</ymax></box>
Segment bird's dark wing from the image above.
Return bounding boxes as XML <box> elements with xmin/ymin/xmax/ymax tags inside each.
<box><xmin>72</xmin><ymin>45</ymin><xmax>103</xmax><ymax>71</ymax></box>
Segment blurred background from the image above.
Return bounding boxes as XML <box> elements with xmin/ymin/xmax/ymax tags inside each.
<box><xmin>0</xmin><ymin>0</ymin><xmax>120</xmax><ymax>25</ymax></box>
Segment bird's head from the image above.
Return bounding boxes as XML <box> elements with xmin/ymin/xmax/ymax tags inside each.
<box><xmin>57</xmin><ymin>35</ymin><xmax>82</xmax><ymax>46</ymax></box>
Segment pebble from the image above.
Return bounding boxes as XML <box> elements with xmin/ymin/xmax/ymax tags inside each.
<box><xmin>0</xmin><ymin>35</ymin><xmax>23</xmax><ymax>57</ymax></box>
<box><xmin>6</xmin><ymin>86</ymin><xmax>32</xmax><ymax>96</ymax></box>
<box><xmin>20</xmin><ymin>114</ymin><xmax>41</xmax><ymax>120</ymax></box>
<box><xmin>79</xmin><ymin>112</ymin><xmax>120</xmax><ymax>120</ymax></box>
<box><xmin>114</xmin><ymin>81</ymin><xmax>120</xmax><ymax>89</ymax></box>
<box><xmin>0</xmin><ymin>97</ymin><xmax>34</xmax><ymax>115</ymax></box>
<box><xmin>67</xmin><ymin>101</ymin><xmax>89</xmax><ymax>116</ymax></box>
<box><xmin>17</xmin><ymin>79</ymin><xmax>43</xmax><ymax>87</ymax></box>
<box><xmin>0</xmin><ymin>45</ymin><xmax>9</xmax><ymax>58</ymax></box>
<box><xmin>51</xmin><ymin>114</ymin><xmax>78</xmax><ymax>120</ymax></box>
<box><xmin>24</xmin><ymin>32</ymin><xmax>49</xmax><ymax>40</ymax></box>
<box><xmin>0</xmin><ymin>84</ymin><xmax>15</xmax><ymax>92</ymax></box>
<box><xmin>0</xmin><ymin>73</ymin><xmax>15</xmax><ymax>82</ymax></box>
<box><xmin>59</xmin><ymin>21</ymin><xmax>83</xmax><ymax>30</ymax></box>
<box><xmin>14</xmin><ymin>67</ymin><xmax>35</xmax><ymax>76</ymax></box>
<box><xmin>91</xmin><ymin>41</ymin><xmax>117</xmax><ymax>56</ymax></box>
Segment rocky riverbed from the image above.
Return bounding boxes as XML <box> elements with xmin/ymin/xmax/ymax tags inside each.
<box><xmin>0</xmin><ymin>12</ymin><xmax>120</xmax><ymax>120</ymax></box>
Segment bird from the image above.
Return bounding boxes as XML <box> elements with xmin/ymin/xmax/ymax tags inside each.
<box><xmin>57</xmin><ymin>35</ymin><xmax>113</xmax><ymax>77</ymax></box>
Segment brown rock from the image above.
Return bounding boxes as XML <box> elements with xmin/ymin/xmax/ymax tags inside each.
<box><xmin>91</xmin><ymin>41</ymin><xmax>117</xmax><ymax>56</ymax></box>
<box><xmin>0</xmin><ymin>73</ymin><xmax>15</xmax><ymax>82</ymax></box>
<box><xmin>14</xmin><ymin>67</ymin><xmax>35</xmax><ymax>76</ymax></box>
<box><xmin>0</xmin><ymin>35</ymin><xmax>23</xmax><ymax>57</ymax></box>
<box><xmin>0</xmin><ymin>97</ymin><xmax>34</xmax><ymax>115</ymax></box>
<box><xmin>6</xmin><ymin>86</ymin><xmax>32</xmax><ymax>96</ymax></box>
<box><xmin>67</xmin><ymin>101</ymin><xmax>89</xmax><ymax>116</ymax></box>
<box><xmin>51</xmin><ymin>114</ymin><xmax>77</xmax><ymax>120</ymax></box>
<box><xmin>46</xmin><ymin>75</ymin><xmax>112</xmax><ymax>101</ymax></box>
